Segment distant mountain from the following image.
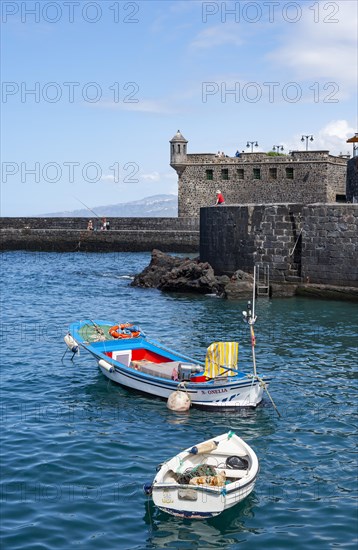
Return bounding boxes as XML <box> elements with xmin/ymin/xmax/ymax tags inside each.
<box><xmin>40</xmin><ymin>194</ymin><xmax>178</xmax><ymax>218</ymax></box>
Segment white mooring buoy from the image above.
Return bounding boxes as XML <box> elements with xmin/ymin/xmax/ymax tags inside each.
<box><xmin>167</xmin><ymin>390</ymin><xmax>191</xmax><ymax>412</ymax></box>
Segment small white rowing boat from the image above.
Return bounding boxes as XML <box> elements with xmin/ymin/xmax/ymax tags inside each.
<box><xmin>146</xmin><ymin>431</ymin><xmax>259</xmax><ymax>519</ymax></box>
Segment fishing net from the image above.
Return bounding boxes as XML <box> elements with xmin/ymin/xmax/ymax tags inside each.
<box><xmin>176</xmin><ymin>464</ymin><xmax>217</xmax><ymax>485</ymax></box>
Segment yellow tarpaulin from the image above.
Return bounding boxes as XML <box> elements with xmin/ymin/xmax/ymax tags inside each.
<box><xmin>204</xmin><ymin>342</ymin><xmax>239</xmax><ymax>378</ymax></box>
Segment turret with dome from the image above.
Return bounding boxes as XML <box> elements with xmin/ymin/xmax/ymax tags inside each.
<box><xmin>170</xmin><ymin>130</ymin><xmax>188</xmax><ymax>174</ymax></box>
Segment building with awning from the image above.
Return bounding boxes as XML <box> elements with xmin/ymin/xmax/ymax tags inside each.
<box><xmin>346</xmin><ymin>133</ymin><xmax>358</xmax><ymax>157</ymax></box>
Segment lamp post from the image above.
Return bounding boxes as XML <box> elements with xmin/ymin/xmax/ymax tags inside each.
<box><xmin>272</xmin><ymin>145</ymin><xmax>284</xmax><ymax>153</ymax></box>
<box><xmin>301</xmin><ymin>135</ymin><xmax>314</xmax><ymax>150</ymax></box>
<box><xmin>246</xmin><ymin>141</ymin><xmax>259</xmax><ymax>153</ymax></box>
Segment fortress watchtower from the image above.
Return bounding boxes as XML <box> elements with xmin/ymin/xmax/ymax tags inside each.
<box><xmin>170</xmin><ymin>130</ymin><xmax>188</xmax><ymax>175</ymax></box>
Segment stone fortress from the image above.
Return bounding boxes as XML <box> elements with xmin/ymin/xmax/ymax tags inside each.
<box><xmin>169</xmin><ymin>130</ymin><xmax>350</xmax><ymax>217</ymax></box>
<box><xmin>170</xmin><ymin>130</ymin><xmax>358</xmax><ymax>290</ymax></box>
<box><xmin>1</xmin><ymin>130</ymin><xmax>357</xmax><ymax>294</ymax></box>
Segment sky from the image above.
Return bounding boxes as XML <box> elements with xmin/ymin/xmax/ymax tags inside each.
<box><xmin>1</xmin><ymin>0</ymin><xmax>357</xmax><ymax>216</ymax></box>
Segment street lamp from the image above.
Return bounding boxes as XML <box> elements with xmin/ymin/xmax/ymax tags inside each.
<box><xmin>301</xmin><ymin>134</ymin><xmax>314</xmax><ymax>150</ymax></box>
<box><xmin>246</xmin><ymin>141</ymin><xmax>259</xmax><ymax>153</ymax></box>
<box><xmin>272</xmin><ymin>145</ymin><xmax>284</xmax><ymax>153</ymax></box>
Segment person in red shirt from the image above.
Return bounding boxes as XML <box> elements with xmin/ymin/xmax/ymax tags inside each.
<box><xmin>215</xmin><ymin>190</ymin><xmax>225</xmax><ymax>205</ymax></box>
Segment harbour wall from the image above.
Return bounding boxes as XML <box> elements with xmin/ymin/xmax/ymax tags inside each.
<box><xmin>200</xmin><ymin>203</ymin><xmax>358</xmax><ymax>286</ymax></box>
<box><xmin>0</xmin><ymin>217</ymin><xmax>199</xmax><ymax>253</ymax></box>
<box><xmin>1</xmin><ymin>205</ymin><xmax>357</xmax><ymax>287</ymax></box>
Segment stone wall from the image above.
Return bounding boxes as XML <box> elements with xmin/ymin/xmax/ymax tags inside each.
<box><xmin>200</xmin><ymin>204</ymin><xmax>302</xmax><ymax>280</ymax></box>
<box><xmin>200</xmin><ymin>203</ymin><xmax>358</xmax><ymax>286</ymax></box>
<box><xmin>301</xmin><ymin>204</ymin><xmax>358</xmax><ymax>285</ymax></box>
<box><xmin>0</xmin><ymin>217</ymin><xmax>199</xmax><ymax>252</ymax></box>
<box><xmin>346</xmin><ymin>157</ymin><xmax>358</xmax><ymax>202</ymax></box>
<box><xmin>0</xmin><ymin>217</ymin><xmax>198</xmax><ymax>231</ymax></box>
<box><xmin>177</xmin><ymin>152</ymin><xmax>347</xmax><ymax>217</ymax></box>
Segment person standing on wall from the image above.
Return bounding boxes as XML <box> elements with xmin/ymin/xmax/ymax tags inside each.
<box><xmin>215</xmin><ymin>190</ymin><xmax>225</xmax><ymax>206</ymax></box>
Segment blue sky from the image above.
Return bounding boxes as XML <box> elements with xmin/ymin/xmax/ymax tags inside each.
<box><xmin>1</xmin><ymin>0</ymin><xmax>357</xmax><ymax>215</ymax></box>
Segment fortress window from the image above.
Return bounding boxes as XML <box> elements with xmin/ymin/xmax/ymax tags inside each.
<box><xmin>183</xmin><ymin>144</ymin><xmax>186</xmax><ymax>153</ymax></box>
<box><xmin>172</xmin><ymin>144</ymin><xmax>175</xmax><ymax>154</ymax></box>
<box><xmin>206</xmin><ymin>169</ymin><xmax>213</xmax><ymax>180</ymax></box>
<box><xmin>237</xmin><ymin>169</ymin><xmax>244</xmax><ymax>179</ymax></box>
<box><xmin>269</xmin><ymin>168</ymin><xmax>277</xmax><ymax>179</ymax></box>
<box><xmin>177</xmin><ymin>144</ymin><xmax>181</xmax><ymax>153</ymax></box>
<box><xmin>286</xmin><ymin>167</ymin><xmax>294</xmax><ymax>179</ymax></box>
<box><xmin>221</xmin><ymin>169</ymin><xmax>229</xmax><ymax>180</ymax></box>
<box><xmin>253</xmin><ymin>168</ymin><xmax>261</xmax><ymax>180</ymax></box>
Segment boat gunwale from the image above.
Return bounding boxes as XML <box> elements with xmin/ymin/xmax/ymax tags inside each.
<box><xmin>152</xmin><ymin>472</ymin><xmax>258</xmax><ymax>495</ymax></box>
<box><xmin>68</xmin><ymin>321</ymin><xmax>270</xmax><ymax>408</ymax></box>
<box><xmin>70</xmin><ymin>321</ymin><xmax>265</xmax><ymax>389</ymax></box>
<box><xmin>152</xmin><ymin>433</ymin><xmax>259</xmax><ymax>504</ymax></box>
<box><xmin>87</xmin><ymin>346</ymin><xmax>262</xmax><ymax>389</ymax></box>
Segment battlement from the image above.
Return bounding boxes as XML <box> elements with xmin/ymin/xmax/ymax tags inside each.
<box><xmin>170</xmin><ymin>132</ymin><xmax>349</xmax><ymax>217</ymax></box>
<box><xmin>185</xmin><ymin>151</ymin><xmax>347</xmax><ymax>165</ymax></box>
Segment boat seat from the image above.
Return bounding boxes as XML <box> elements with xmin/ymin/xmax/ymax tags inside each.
<box><xmin>214</xmin><ymin>468</ymin><xmax>248</xmax><ymax>479</ymax></box>
<box><xmin>131</xmin><ymin>360</ymin><xmax>181</xmax><ymax>380</ymax></box>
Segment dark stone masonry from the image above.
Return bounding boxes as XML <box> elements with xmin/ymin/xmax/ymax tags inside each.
<box><xmin>200</xmin><ymin>203</ymin><xmax>358</xmax><ymax>288</ymax></box>
<box><xmin>0</xmin><ymin>217</ymin><xmax>199</xmax><ymax>253</ymax></box>
<box><xmin>170</xmin><ymin>131</ymin><xmax>348</xmax><ymax>218</ymax></box>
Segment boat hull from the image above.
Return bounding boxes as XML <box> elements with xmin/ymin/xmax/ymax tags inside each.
<box><xmin>68</xmin><ymin>320</ymin><xmax>269</xmax><ymax>409</ymax></box>
<box><xmin>153</xmin><ymin>480</ymin><xmax>256</xmax><ymax>518</ymax></box>
<box><xmin>151</xmin><ymin>432</ymin><xmax>259</xmax><ymax>518</ymax></box>
<box><xmin>97</xmin><ymin>362</ymin><xmax>264</xmax><ymax>408</ymax></box>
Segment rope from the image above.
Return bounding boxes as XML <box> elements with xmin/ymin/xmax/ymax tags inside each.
<box><xmin>247</xmin><ymin>373</ymin><xmax>281</xmax><ymax>417</ymax></box>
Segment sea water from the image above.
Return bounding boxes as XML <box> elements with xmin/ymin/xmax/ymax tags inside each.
<box><xmin>0</xmin><ymin>251</ymin><xmax>357</xmax><ymax>549</ymax></box>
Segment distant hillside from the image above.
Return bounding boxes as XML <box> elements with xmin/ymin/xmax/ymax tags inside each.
<box><xmin>41</xmin><ymin>194</ymin><xmax>178</xmax><ymax>217</ymax></box>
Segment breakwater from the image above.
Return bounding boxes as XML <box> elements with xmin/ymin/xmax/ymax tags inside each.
<box><xmin>200</xmin><ymin>203</ymin><xmax>358</xmax><ymax>287</ymax></box>
<box><xmin>1</xmin><ymin>204</ymin><xmax>357</xmax><ymax>289</ymax></box>
<box><xmin>0</xmin><ymin>217</ymin><xmax>199</xmax><ymax>253</ymax></box>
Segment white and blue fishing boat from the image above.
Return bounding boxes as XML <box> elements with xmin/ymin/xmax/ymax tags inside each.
<box><xmin>145</xmin><ymin>431</ymin><xmax>259</xmax><ymax>519</ymax></box>
<box><xmin>64</xmin><ymin>297</ymin><xmax>274</xmax><ymax>410</ymax></box>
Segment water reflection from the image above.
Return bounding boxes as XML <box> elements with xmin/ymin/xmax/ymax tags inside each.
<box><xmin>144</xmin><ymin>493</ymin><xmax>259</xmax><ymax>549</ymax></box>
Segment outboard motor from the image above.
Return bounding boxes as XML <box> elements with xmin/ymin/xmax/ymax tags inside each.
<box><xmin>178</xmin><ymin>363</ymin><xmax>204</xmax><ymax>381</ymax></box>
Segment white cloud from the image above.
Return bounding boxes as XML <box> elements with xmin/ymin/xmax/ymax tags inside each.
<box><xmin>315</xmin><ymin>120</ymin><xmax>356</xmax><ymax>154</ymax></box>
<box><xmin>267</xmin><ymin>1</ymin><xmax>357</xmax><ymax>89</ymax></box>
<box><xmin>89</xmin><ymin>99</ymin><xmax>177</xmax><ymax>115</ymax></box>
<box><xmin>141</xmin><ymin>171</ymin><xmax>161</xmax><ymax>181</ymax></box>
<box><xmin>100</xmin><ymin>174</ymin><xmax>115</xmax><ymax>182</ymax></box>
<box><xmin>191</xmin><ymin>24</ymin><xmax>243</xmax><ymax>49</ymax></box>
<box><xmin>141</xmin><ymin>171</ymin><xmax>177</xmax><ymax>182</ymax></box>
<box><xmin>287</xmin><ymin>120</ymin><xmax>356</xmax><ymax>155</ymax></box>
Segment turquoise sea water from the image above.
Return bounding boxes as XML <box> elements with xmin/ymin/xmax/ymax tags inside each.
<box><xmin>1</xmin><ymin>251</ymin><xmax>357</xmax><ymax>549</ymax></box>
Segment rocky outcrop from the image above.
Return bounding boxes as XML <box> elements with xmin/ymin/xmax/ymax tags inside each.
<box><xmin>131</xmin><ymin>249</ymin><xmax>219</xmax><ymax>294</ymax></box>
<box><xmin>131</xmin><ymin>249</ymin><xmax>254</xmax><ymax>297</ymax></box>
<box><xmin>131</xmin><ymin>250</ymin><xmax>358</xmax><ymax>301</ymax></box>
<box><xmin>158</xmin><ymin>259</ymin><xmax>218</xmax><ymax>294</ymax></box>
<box><xmin>131</xmin><ymin>249</ymin><xmax>185</xmax><ymax>288</ymax></box>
